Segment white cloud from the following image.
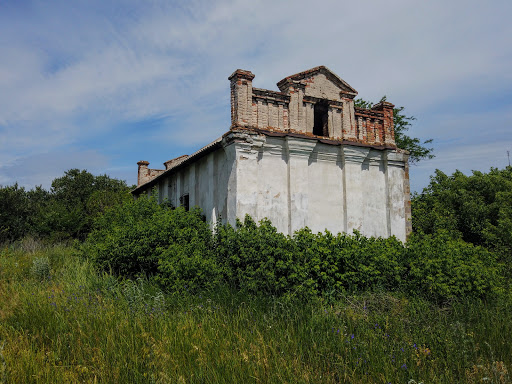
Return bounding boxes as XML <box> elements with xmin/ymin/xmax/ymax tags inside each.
<box><xmin>0</xmin><ymin>0</ymin><xmax>511</xmax><ymax>189</ymax></box>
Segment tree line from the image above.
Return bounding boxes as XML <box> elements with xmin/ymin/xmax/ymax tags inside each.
<box><xmin>4</xmin><ymin>165</ymin><xmax>510</xmax><ymax>260</ymax></box>
<box><xmin>1</xmin><ymin>165</ymin><xmax>511</xmax><ymax>301</ymax></box>
<box><xmin>0</xmin><ymin>169</ymin><xmax>130</xmax><ymax>243</ymax></box>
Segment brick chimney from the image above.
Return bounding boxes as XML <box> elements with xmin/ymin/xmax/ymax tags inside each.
<box><xmin>137</xmin><ymin>160</ymin><xmax>150</xmax><ymax>186</ymax></box>
<box><xmin>228</xmin><ymin>69</ymin><xmax>255</xmax><ymax>128</ymax></box>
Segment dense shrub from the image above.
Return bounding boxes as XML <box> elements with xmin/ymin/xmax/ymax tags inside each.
<box><xmin>154</xmin><ymin>215</ymin><xmax>219</xmax><ymax>293</ymax></box>
<box><xmin>212</xmin><ymin>218</ymin><xmax>408</xmax><ymax>298</ymax></box>
<box><xmin>83</xmin><ymin>196</ymin><xmax>219</xmax><ymax>293</ymax></box>
<box><xmin>292</xmin><ymin>229</ymin><xmax>406</xmax><ymax>296</ymax></box>
<box><xmin>404</xmin><ymin>232</ymin><xmax>502</xmax><ymax>302</ymax></box>
<box><xmin>83</xmin><ymin>196</ymin><xmax>504</xmax><ymax>302</ymax></box>
<box><xmin>213</xmin><ymin>216</ymin><xmax>295</xmax><ymax>295</ymax></box>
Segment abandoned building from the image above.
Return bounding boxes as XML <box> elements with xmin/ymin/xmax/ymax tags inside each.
<box><xmin>132</xmin><ymin>66</ymin><xmax>411</xmax><ymax>241</ymax></box>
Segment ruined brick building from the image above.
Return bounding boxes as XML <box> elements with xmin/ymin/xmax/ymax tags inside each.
<box><xmin>132</xmin><ymin>66</ymin><xmax>411</xmax><ymax>241</ymax></box>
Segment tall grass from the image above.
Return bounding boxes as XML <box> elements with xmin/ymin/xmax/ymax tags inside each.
<box><xmin>0</xmin><ymin>244</ymin><xmax>510</xmax><ymax>383</ymax></box>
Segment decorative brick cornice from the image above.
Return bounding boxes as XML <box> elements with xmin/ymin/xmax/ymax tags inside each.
<box><xmin>354</xmin><ymin>107</ymin><xmax>384</xmax><ymax>119</ymax></box>
<box><xmin>252</xmin><ymin>88</ymin><xmax>290</xmax><ymax>103</ymax></box>
<box><xmin>228</xmin><ymin>69</ymin><xmax>255</xmax><ymax>81</ymax></box>
<box><xmin>371</xmin><ymin>101</ymin><xmax>395</xmax><ymax>111</ymax></box>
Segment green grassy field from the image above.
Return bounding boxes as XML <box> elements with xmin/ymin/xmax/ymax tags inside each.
<box><xmin>1</xmin><ymin>241</ymin><xmax>510</xmax><ymax>383</ymax></box>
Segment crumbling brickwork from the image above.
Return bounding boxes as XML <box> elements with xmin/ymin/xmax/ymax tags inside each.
<box><xmin>229</xmin><ymin>66</ymin><xmax>396</xmax><ymax>148</ymax></box>
<box><xmin>137</xmin><ymin>161</ymin><xmax>164</xmax><ymax>187</ymax></box>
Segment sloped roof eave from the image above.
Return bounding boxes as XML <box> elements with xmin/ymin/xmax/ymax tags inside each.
<box><xmin>131</xmin><ymin>136</ymin><xmax>223</xmax><ymax>195</ymax></box>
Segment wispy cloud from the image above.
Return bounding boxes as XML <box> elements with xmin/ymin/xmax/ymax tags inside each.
<box><xmin>0</xmin><ymin>0</ymin><xmax>511</xmax><ymax>189</ymax></box>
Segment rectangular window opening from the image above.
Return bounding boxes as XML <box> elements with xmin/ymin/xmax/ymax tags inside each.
<box><xmin>179</xmin><ymin>194</ymin><xmax>190</xmax><ymax>211</ymax></box>
<box><xmin>313</xmin><ymin>101</ymin><xmax>329</xmax><ymax>136</ymax></box>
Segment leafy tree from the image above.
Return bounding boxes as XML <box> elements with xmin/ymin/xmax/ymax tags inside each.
<box><xmin>355</xmin><ymin>97</ymin><xmax>434</xmax><ymax>164</ymax></box>
<box><xmin>0</xmin><ymin>169</ymin><xmax>130</xmax><ymax>243</ymax></box>
<box><xmin>412</xmin><ymin>167</ymin><xmax>512</xmax><ymax>263</ymax></box>
<box><xmin>45</xmin><ymin>169</ymin><xmax>130</xmax><ymax>240</ymax></box>
<box><xmin>0</xmin><ymin>183</ymin><xmax>31</xmax><ymax>243</ymax></box>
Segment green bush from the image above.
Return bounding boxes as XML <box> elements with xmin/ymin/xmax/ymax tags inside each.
<box><xmin>213</xmin><ymin>216</ymin><xmax>295</xmax><ymax>295</ymax></box>
<box><xmin>292</xmin><ymin>229</ymin><xmax>406</xmax><ymax>296</ymax></box>
<box><xmin>212</xmin><ymin>217</ymin><xmax>501</xmax><ymax>301</ymax></box>
<box><xmin>83</xmin><ymin>195</ymin><xmax>220</xmax><ymax>293</ymax></box>
<box><xmin>213</xmin><ymin>218</ymin><xmax>407</xmax><ymax>298</ymax></box>
<box><xmin>404</xmin><ymin>232</ymin><xmax>503</xmax><ymax>302</ymax></box>
<box><xmin>412</xmin><ymin>167</ymin><xmax>512</xmax><ymax>262</ymax></box>
<box><xmin>84</xmin><ymin>198</ymin><xmax>505</xmax><ymax>302</ymax></box>
<box><xmin>153</xmin><ymin>211</ymin><xmax>219</xmax><ymax>293</ymax></box>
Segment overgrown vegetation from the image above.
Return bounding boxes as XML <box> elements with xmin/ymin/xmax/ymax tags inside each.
<box><xmin>1</xmin><ymin>166</ymin><xmax>511</xmax><ymax>382</ymax></box>
<box><xmin>82</xmin><ymin>196</ymin><xmax>503</xmax><ymax>303</ymax></box>
<box><xmin>0</xmin><ymin>169</ymin><xmax>130</xmax><ymax>243</ymax></box>
<box><xmin>0</xmin><ymin>242</ymin><xmax>510</xmax><ymax>383</ymax></box>
<box><xmin>413</xmin><ymin>167</ymin><xmax>512</xmax><ymax>265</ymax></box>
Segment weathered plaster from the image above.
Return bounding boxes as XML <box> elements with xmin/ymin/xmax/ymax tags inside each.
<box><xmin>132</xmin><ymin>67</ymin><xmax>411</xmax><ymax>241</ymax></box>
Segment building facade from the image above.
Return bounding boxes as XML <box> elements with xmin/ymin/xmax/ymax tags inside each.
<box><xmin>132</xmin><ymin>66</ymin><xmax>411</xmax><ymax>241</ymax></box>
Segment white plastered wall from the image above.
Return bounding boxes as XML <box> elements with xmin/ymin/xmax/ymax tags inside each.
<box><xmin>231</xmin><ymin>134</ymin><xmax>409</xmax><ymax>241</ymax></box>
<box><xmin>144</xmin><ymin>133</ymin><xmax>409</xmax><ymax>241</ymax></box>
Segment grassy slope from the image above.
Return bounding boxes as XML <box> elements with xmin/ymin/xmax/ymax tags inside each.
<box><xmin>0</xmin><ymin>243</ymin><xmax>510</xmax><ymax>383</ymax></box>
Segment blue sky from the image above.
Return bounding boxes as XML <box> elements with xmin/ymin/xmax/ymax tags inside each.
<box><xmin>1</xmin><ymin>0</ymin><xmax>511</xmax><ymax>192</ymax></box>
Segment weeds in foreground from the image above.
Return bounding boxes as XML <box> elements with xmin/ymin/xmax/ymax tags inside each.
<box><xmin>0</xmin><ymin>246</ymin><xmax>510</xmax><ymax>383</ymax></box>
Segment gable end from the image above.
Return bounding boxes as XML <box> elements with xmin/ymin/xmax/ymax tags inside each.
<box><xmin>277</xmin><ymin>65</ymin><xmax>358</xmax><ymax>99</ymax></box>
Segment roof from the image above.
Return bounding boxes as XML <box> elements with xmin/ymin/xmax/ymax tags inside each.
<box><xmin>132</xmin><ymin>128</ymin><xmax>398</xmax><ymax>195</ymax></box>
<box><xmin>131</xmin><ymin>136</ymin><xmax>223</xmax><ymax>194</ymax></box>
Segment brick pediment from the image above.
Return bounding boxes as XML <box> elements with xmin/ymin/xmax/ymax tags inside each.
<box><xmin>277</xmin><ymin>66</ymin><xmax>358</xmax><ymax>100</ymax></box>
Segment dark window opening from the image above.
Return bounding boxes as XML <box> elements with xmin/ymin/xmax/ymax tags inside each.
<box><xmin>313</xmin><ymin>101</ymin><xmax>329</xmax><ymax>137</ymax></box>
<box><xmin>179</xmin><ymin>194</ymin><xmax>190</xmax><ymax>211</ymax></box>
